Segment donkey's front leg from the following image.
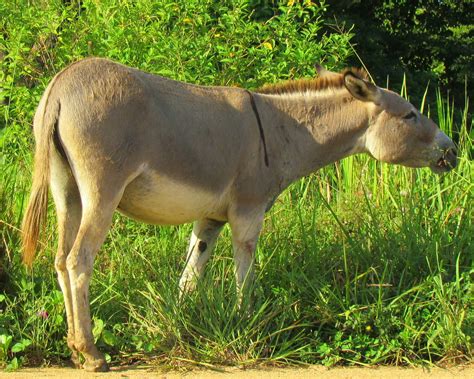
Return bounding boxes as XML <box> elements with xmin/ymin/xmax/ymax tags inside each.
<box><xmin>228</xmin><ymin>206</ymin><xmax>265</xmax><ymax>298</ymax></box>
<box><xmin>179</xmin><ymin>218</ymin><xmax>225</xmax><ymax>295</ymax></box>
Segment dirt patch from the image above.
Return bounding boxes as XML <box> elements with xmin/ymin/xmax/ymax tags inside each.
<box><xmin>2</xmin><ymin>364</ymin><xmax>473</xmax><ymax>379</ymax></box>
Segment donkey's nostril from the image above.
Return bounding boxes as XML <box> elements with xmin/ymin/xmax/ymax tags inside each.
<box><xmin>444</xmin><ymin>147</ymin><xmax>458</xmax><ymax>169</ymax></box>
<box><xmin>446</xmin><ymin>147</ymin><xmax>457</xmax><ymax>158</ymax></box>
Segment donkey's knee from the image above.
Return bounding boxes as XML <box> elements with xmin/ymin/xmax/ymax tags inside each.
<box><xmin>179</xmin><ymin>219</ymin><xmax>225</xmax><ymax>294</ymax></box>
<box><xmin>235</xmin><ymin>239</ymin><xmax>256</xmax><ymax>257</ymax></box>
<box><xmin>67</xmin><ymin>257</ymin><xmax>93</xmax><ymax>289</ymax></box>
<box><xmin>55</xmin><ymin>252</ymin><xmax>67</xmax><ymax>272</ymax></box>
<box><xmin>228</xmin><ymin>206</ymin><xmax>265</xmax><ymax>295</ymax></box>
<box><xmin>233</xmin><ymin>239</ymin><xmax>257</xmax><ymax>285</ymax></box>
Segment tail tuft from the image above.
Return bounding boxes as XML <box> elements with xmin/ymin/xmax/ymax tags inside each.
<box><xmin>21</xmin><ymin>170</ymin><xmax>50</xmax><ymax>267</ymax></box>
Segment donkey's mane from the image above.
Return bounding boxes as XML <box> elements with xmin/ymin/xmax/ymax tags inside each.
<box><xmin>257</xmin><ymin>67</ymin><xmax>368</xmax><ymax>95</ymax></box>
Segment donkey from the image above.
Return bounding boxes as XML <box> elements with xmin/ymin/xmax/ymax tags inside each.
<box><xmin>21</xmin><ymin>58</ymin><xmax>456</xmax><ymax>371</ymax></box>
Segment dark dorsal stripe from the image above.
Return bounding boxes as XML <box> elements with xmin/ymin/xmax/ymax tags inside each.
<box><xmin>245</xmin><ymin>90</ymin><xmax>269</xmax><ymax>167</ymax></box>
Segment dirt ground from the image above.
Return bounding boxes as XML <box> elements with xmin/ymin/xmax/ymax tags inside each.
<box><xmin>2</xmin><ymin>364</ymin><xmax>473</xmax><ymax>379</ymax></box>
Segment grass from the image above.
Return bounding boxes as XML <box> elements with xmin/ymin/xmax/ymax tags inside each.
<box><xmin>0</xmin><ymin>0</ymin><xmax>472</xmax><ymax>371</ymax></box>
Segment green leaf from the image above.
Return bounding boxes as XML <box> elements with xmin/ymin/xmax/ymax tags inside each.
<box><xmin>104</xmin><ymin>353</ymin><xmax>111</xmax><ymax>363</ymax></box>
<box><xmin>11</xmin><ymin>343</ymin><xmax>24</xmax><ymax>353</ymax></box>
<box><xmin>6</xmin><ymin>357</ymin><xmax>19</xmax><ymax>371</ymax></box>
<box><xmin>92</xmin><ymin>318</ymin><xmax>105</xmax><ymax>342</ymax></box>
<box><xmin>144</xmin><ymin>342</ymin><xmax>154</xmax><ymax>353</ymax></box>
<box><xmin>102</xmin><ymin>330</ymin><xmax>118</xmax><ymax>347</ymax></box>
<box><xmin>11</xmin><ymin>339</ymin><xmax>31</xmax><ymax>353</ymax></box>
<box><xmin>0</xmin><ymin>335</ymin><xmax>12</xmax><ymax>350</ymax></box>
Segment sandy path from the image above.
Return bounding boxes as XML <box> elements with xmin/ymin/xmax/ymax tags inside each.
<box><xmin>1</xmin><ymin>364</ymin><xmax>473</xmax><ymax>378</ymax></box>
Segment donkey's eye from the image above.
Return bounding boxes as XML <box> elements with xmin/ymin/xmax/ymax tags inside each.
<box><xmin>403</xmin><ymin>111</ymin><xmax>417</xmax><ymax>120</ymax></box>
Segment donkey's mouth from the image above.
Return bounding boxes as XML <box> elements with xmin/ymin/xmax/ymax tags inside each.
<box><xmin>430</xmin><ymin>158</ymin><xmax>448</xmax><ymax>173</ymax></box>
<box><xmin>438</xmin><ymin>156</ymin><xmax>449</xmax><ymax>168</ymax></box>
<box><xmin>430</xmin><ymin>151</ymin><xmax>457</xmax><ymax>174</ymax></box>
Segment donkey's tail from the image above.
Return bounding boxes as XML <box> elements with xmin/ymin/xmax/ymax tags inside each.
<box><xmin>21</xmin><ymin>78</ymin><xmax>61</xmax><ymax>267</ymax></box>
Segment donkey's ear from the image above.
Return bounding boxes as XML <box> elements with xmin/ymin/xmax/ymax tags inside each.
<box><xmin>316</xmin><ymin>64</ymin><xmax>337</xmax><ymax>78</ymax></box>
<box><xmin>344</xmin><ymin>71</ymin><xmax>380</xmax><ymax>103</ymax></box>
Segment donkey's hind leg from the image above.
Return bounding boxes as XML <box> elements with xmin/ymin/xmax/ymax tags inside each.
<box><xmin>179</xmin><ymin>218</ymin><xmax>225</xmax><ymax>295</ymax></box>
<box><xmin>66</xmin><ymin>180</ymin><xmax>125</xmax><ymax>372</ymax></box>
<box><xmin>50</xmin><ymin>152</ymin><xmax>82</xmax><ymax>367</ymax></box>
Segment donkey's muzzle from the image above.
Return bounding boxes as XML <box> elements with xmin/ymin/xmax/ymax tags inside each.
<box><xmin>430</xmin><ymin>131</ymin><xmax>458</xmax><ymax>174</ymax></box>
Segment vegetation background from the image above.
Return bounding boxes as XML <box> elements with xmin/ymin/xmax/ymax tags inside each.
<box><xmin>0</xmin><ymin>0</ymin><xmax>472</xmax><ymax>371</ymax></box>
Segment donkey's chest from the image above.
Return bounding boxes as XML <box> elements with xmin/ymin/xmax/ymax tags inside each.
<box><xmin>117</xmin><ymin>172</ymin><xmax>229</xmax><ymax>225</ymax></box>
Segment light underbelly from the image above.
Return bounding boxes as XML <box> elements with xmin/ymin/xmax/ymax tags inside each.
<box><xmin>117</xmin><ymin>171</ymin><xmax>229</xmax><ymax>225</ymax></box>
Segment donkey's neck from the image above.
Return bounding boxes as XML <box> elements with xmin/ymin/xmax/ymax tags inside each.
<box><xmin>258</xmin><ymin>90</ymin><xmax>369</xmax><ymax>184</ymax></box>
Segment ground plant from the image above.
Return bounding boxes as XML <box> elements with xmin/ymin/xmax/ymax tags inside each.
<box><xmin>0</xmin><ymin>0</ymin><xmax>472</xmax><ymax>370</ymax></box>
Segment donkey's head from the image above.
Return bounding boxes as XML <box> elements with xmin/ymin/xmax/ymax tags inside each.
<box><xmin>343</xmin><ymin>71</ymin><xmax>457</xmax><ymax>173</ymax></box>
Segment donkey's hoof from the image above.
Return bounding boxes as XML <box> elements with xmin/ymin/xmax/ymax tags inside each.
<box><xmin>83</xmin><ymin>358</ymin><xmax>109</xmax><ymax>372</ymax></box>
<box><xmin>70</xmin><ymin>353</ymin><xmax>81</xmax><ymax>369</ymax></box>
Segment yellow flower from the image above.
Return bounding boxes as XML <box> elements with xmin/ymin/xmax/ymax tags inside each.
<box><xmin>262</xmin><ymin>42</ymin><xmax>273</xmax><ymax>50</ymax></box>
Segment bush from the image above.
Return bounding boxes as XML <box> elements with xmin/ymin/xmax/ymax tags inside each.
<box><xmin>0</xmin><ymin>0</ymin><xmax>352</xmax><ymax>131</ymax></box>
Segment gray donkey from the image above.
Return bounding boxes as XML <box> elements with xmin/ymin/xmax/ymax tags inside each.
<box><xmin>22</xmin><ymin>58</ymin><xmax>457</xmax><ymax>371</ymax></box>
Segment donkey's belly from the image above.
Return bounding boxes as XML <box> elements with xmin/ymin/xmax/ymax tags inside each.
<box><xmin>117</xmin><ymin>171</ymin><xmax>229</xmax><ymax>225</ymax></box>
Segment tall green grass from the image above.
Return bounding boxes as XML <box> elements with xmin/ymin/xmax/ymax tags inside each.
<box><xmin>0</xmin><ymin>0</ymin><xmax>472</xmax><ymax>370</ymax></box>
